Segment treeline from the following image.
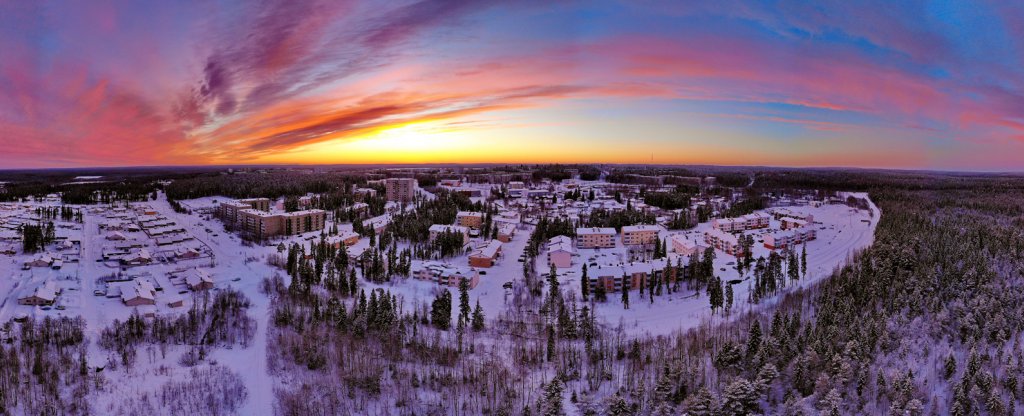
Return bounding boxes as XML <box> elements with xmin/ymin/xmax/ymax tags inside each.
<box><xmin>164</xmin><ymin>171</ymin><xmax>360</xmax><ymax>201</ymax></box>
<box><xmin>0</xmin><ymin>179</ymin><xmax>157</xmax><ymax>204</ymax></box>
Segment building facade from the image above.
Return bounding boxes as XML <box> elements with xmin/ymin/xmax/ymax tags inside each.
<box><xmin>385</xmin><ymin>178</ymin><xmax>417</xmax><ymax>202</ymax></box>
<box><xmin>576</xmin><ymin>227</ymin><xmax>616</xmax><ymax>249</ymax></box>
<box><xmin>621</xmin><ymin>224</ymin><xmax>660</xmax><ymax>246</ymax></box>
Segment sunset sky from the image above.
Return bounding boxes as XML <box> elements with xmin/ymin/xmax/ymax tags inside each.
<box><xmin>1</xmin><ymin>0</ymin><xmax>1022</xmax><ymax>171</ymax></box>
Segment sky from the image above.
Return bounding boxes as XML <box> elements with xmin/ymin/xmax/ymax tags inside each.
<box><xmin>1</xmin><ymin>0</ymin><xmax>1022</xmax><ymax>171</ymax></box>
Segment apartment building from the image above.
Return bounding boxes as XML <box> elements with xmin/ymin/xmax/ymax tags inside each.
<box><xmin>469</xmin><ymin>240</ymin><xmax>502</xmax><ymax>268</ymax></box>
<box><xmin>411</xmin><ymin>261</ymin><xmax>479</xmax><ymax>289</ymax></box>
<box><xmin>771</xmin><ymin>208</ymin><xmax>814</xmax><ymax>223</ymax></box>
<box><xmin>742</xmin><ymin>212</ymin><xmax>771</xmax><ymax>229</ymax></box>
<box><xmin>456</xmin><ymin>211</ymin><xmax>484</xmax><ymax>228</ymax></box>
<box><xmin>587</xmin><ymin>259</ymin><xmax>678</xmax><ymax>292</ymax></box>
<box><xmin>670</xmin><ymin>234</ymin><xmax>708</xmax><ymax>257</ymax></box>
<box><xmin>780</xmin><ymin>217</ymin><xmax>809</xmax><ymax>230</ymax></box>
<box><xmin>385</xmin><ymin>178</ymin><xmax>417</xmax><ymax>202</ymax></box>
<box><xmin>327</xmin><ymin>231</ymin><xmax>360</xmax><ymax>248</ymax></box>
<box><xmin>496</xmin><ymin>222</ymin><xmax>517</xmax><ymax>242</ymax></box>
<box><xmin>575</xmin><ymin>227</ymin><xmax>617</xmax><ymax>249</ymax></box>
<box><xmin>764</xmin><ymin>228</ymin><xmax>817</xmax><ymax>250</ymax></box>
<box><xmin>239</xmin><ymin>209</ymin><xmax>326</xmax><ymax>239</ymax></box>
<box><xmin>546</xmin><ymin>236</ymin><xmax>575</xmax><ymax>268</ymax></box>
<box><xmin>712</xmin><ymin>212</ymin><xmax>770</xmax><ymax>232</ymax></box>
<box><xmin>429</xmin><ymin>224</ymin><xmax>470</xmax><ymax>244</ymax></box>
<box><xmin>621</xmin><ymin>224</ymin><xmax>660</xmax><ymax>246</ymax></box>
<box><xmin>217</xmin><ymin>198</ymin><xmax>271</xmax><ymax>225</ymax></box>
<box><xmin>703</xmin><ymin>229</ymin><xmax>747</xmax><ymax>257</ymax></box>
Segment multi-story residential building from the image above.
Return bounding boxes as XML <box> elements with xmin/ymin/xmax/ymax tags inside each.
<box><xmin>238</xmin><ymin>209</ymin><xmax>326</xmax><ymax>239</ymax></box>
<box><xmin>456</xmin><ymin>211</ymin><xmax>484</xmax><ymax>228</ymax></box>
<box><xmin>712</xmin><ymin>217</ymin><xmax>743</xmax><ymax>232</ymax></box>
<box><xmin>770</xmin><ymin>208</ymin><xmax>814</xmax><ymax>223</ymax></box>
<box><xmin>496</xmin><ymin>222</ymin><xmax>517</xmax><ymax>242</ymax></box>
<box><xmin>621</xmin><ymin>224</ymin><xmax>660</xmax><ymax>246</ymax></box>
<box><xmin>469</xmin><ymin>240</ymin><xmax>502</xmax><ymax>268</ymax></box>
<box><xmin>239</xmin><ymin>198</ymin><xmax>271</xmax><ymax>212</ymax></box>
<box><xmin>764</xmin><ymin>228</ymin><xmax>817</xmax><ymax>250</ymax></box>
<box><xmin>780</xmin><ymin>217</ymin><xmax>809</xmax><ymax>230</ymax></box>
<box><xmin>362</xmin><ymin>214</ymin><xmax>391</xmax><ymax>235</ymax></box>
<box><xmin>429</xmin><ymin>224</ymin><xmax>469</xmax><ymax>243</ymax></box>
<box><xmin>587</xmin><ymin>259</ymin><xmax>678</xmax><ymax>292</ymax></box>
<box><xmin>703</xmin><ymin>229</ymin><xmax>747</xmax><ymax>256</ymax></box>
<box><xmin>411</xmin><ymin>261</ymin><xmax>479</xmax><ymax>289</ymax></box>
<box><xmin>742</xmin><ymin>212</ymin><xmax>771</xmax><ymax>229</ymax></box>
<box><xmin>546</xmin><ymin>236</ymin><xmax>575</xmax><ymax>268</ymax></box>
<box><xmin>385</xmin><ymin>178</ymin><xmax>417</xmax><ymax>202</ymax></box>
<box><xmin>713</xmin><ymin>212</ymin><xmax>770</xmax><ymax>232</ymax></box>
<box><xmin>327</xmin><ymin>231</ymin><xmax>360</xmax><ymax>248</ymax></box>
<box><xmin>575</xmin><ymin>227</ymin><xmax>617</xmax><ymax>249</ymax></box>
<box><xmin>670</xmin><ymin>234</ymin><xmax>708</xmax><ymax>257</ymax></box>
<box><xmin>217</xmin><ymin>198</ymin><xmax>271</xmax><ymax>225</ymax></box>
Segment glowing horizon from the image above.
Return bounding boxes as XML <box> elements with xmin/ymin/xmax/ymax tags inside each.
<box><xmin>1</xmin><ymin>1</ymin><xmax>1023</xmax><ymax>171</ymax></box>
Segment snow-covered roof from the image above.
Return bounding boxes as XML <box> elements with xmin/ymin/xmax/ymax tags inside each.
<box><xmin>471</xmin><ymin>240</ymin><xmax>502</xmax><ymax>259</ymax></box>
<box><xmin>622</xmin><ymin>224</ymin><xmax>660</xmax><ymax>233</ymax></box>
<box><xmin>576</xmin><ymin>227</ymin><xmax>616</xmax><ymax>236</ymax></box>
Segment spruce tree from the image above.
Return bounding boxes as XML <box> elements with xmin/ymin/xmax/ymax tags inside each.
<box><xmin>471</xmin><ymin>300</ymin><xmax>485</xmax><ymax>331</ymax></box>
<box><xmin>581</xmin><ymin>264</ymin><xmax>589</xmax><ymax>302</ymax></box>
<box><xmin>801</xmin><ymin>243</ymin><xmax>808</xmax><ymax>277</ymax></box>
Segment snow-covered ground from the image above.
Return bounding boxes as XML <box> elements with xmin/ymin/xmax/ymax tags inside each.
<box><xmin>0</xmin><ymin>189</ymin><xmax>879</xmax><ymax>413</ymax></box>
<box><xmin>540</xmin><ymin>196</ymin><xmax>880</xmax><ymax>336</ymax></box>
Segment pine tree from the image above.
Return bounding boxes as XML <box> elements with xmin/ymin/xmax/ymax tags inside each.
<box><xmin>595</xmin><ymin>278</ymin><xmax>607</xmax><ymax>302</ymax></box>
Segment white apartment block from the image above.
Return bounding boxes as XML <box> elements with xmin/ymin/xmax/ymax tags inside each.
<box><xmin>575</xmin><ymin>227</ymin><xmax>616</xmax><ymax>249</ymax></box>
